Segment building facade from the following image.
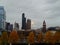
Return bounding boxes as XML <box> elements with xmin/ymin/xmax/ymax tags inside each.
<box><xmin>5</xmin><ymin>22</ymin><xmax>10</xmax><ymax>30</ymax></box>
<box><xmin>26</xmin><ymin>19</ymin><xmax>31</xmax><ymax>29</ymax></box>
<box><xmin>22</xmin><ymin>13</ymin><xmax>26</xmax><ymax>30</ymax></box>
<box><xmin>14</xmin><ymin>22</ymin><xmax>19</xmax><ymax>30</ymax></box>
<box><xmin>42</xmin><ymin>20</ymin><xmax>46</xmax><ymax>33</ymax></box>
<box><xmin>5</xmin><ymin>22</ymin><xmax>13</xmax><ymax>31</ymax></box>
<box><xmin>0</xmin><ymin>6</ymin><xmax>6</xmax><ymax>30</ymax></box>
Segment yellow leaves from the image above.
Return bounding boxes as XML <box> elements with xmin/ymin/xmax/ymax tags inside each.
<box><xmin>49</xmin><ymin>31</ymin><xmax>60</xmax><ymax>44</ymax></box>
<box><xmin>27</xmin><ymin>31</ymin><xmax>34</xmax><ymax>44</ymax></box>
<box><xmin>1</xmin><ymin>31</ymin><xmax>8</xmax><ymax>41</ymax></box>
<box><xmin>37</xmin><ymin>32</ymin><xmax>43</xmax><ymax>43</ymax></box>
<box><xmin>44</xmin><ymin>31</ymin><xmax>53</xmax><ymax>43</ymax></box>
<box><xmin>54</xmin><ymin>31</ymin><xmax>60</xmax><ymax>42</ymax></box>
<box><xmin>0</xmin><ymin>30</ymin><xmax>60</xmax><ymax>44</ymax></box>
<box><xmin>44</xmin><ymin>31</ymin><xmax>60</xmax><ymax>43</ymax></box>
<box><xmin>9</xmin><ymin>30</ymin><xmax>19</xmax><ymax>43</ymax></box>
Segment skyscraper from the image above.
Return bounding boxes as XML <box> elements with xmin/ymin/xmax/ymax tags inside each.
<box><xmin>10</xmin><ymin>24</ymin><xmax>13</xmax><ymax>31</ymax></box>
<box><xmin>0</xmin><ymin>6</ymin><xmax>6</xmax><ymax>30</ymax></box>
<box><xmin>26</xmin><ymin>19</ymin><xmax>31</xmax><ymax>29</ymax></box>
<box><xmin>22</xmin><ymin>13</ymin><xmax>26</xmax><ymax>30</ymax></box>
<box><xmin>5</xmin><ymin>22</ymin><xmax>13</xmax><ymax>31</ymax></box>
<box><xmin>14</xmin><ymin>22</ymin><xmax>19</xmax><ymax>30</ymax></box>
<box><xmin>5</xmin><ymin>22</ymin><xmax>10</xmax><ymax>30</ymax></box>
<box><xmin>42</xmin><ymin>20</ymin><xmax>46</xmax><ymax>33</ymax></box>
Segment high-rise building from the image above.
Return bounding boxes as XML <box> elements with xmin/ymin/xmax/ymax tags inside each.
<box><xmin>14</xmin><ymin>22</ymin><xmax>19</xmax><ymax>30</ymax></box>
<box><xmin>5</xmin><ymin>22</ymin><xmax>10</xmax><ymax>30</ymax></box>
<box><xmin>5</xmin><ymin>22</ymin><xmax>13</xmax><ymax>31</ymax></box>
<box><xmin>26</xmin><ymin>19</ymin><xmax>31</xmax><ymax>29</ymax></box>
<box><xmin>0</xmin><ymin>6</ymin><xmax>6</xmax><ymax>30</ymax></box>
<box><xmin>9</xmin><ymin>24</ymin><xmax>13</xmax><ymax>31</ymax></box>
<box><xmin>22</xmin><ymin>13</ymin><xmax>26</xmax><ymax>30</ymax></box>
<box><xmin>42</xmin><ymin>20</ymin><xmax>46</xmax><ymax>33</ymax></box>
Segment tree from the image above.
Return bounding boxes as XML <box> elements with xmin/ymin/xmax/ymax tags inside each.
<box><xmin>1</xmin><ymin>31</ymin><xmax>8</xmax><ymax>45</ymax></box>
<box><xmin>27</xmin><ymin>31</ymin><xmax>35</xmax><ymax>44</ymax></box>
<box><xmin>53</xmin><ymin>31</ymin><xmax>60</xmax><ymax>43</ymax></box>
<box><xmin>37</xmin><ymin>32</ymin><xmax>43</xmax><ymax>43</ymax></box>
<box><xmin>9</xmin><ymin>30</ymin><xmax>19</xmax><ymax>43</ymax></box>
<box><xmin>48</xmin><ymin>31</ymin><xmax>60</xmax><ymax>44</ymax></box>
<box><xmin>19</xmin><ymin>33</ymin><xmax>25</xmax><ymax>42</ymax></box>
<box><xmin>44</xmin><ymin>31</ymin><xmax>52</xmax><ymax>43</ymax></box>
<box><xmin>0</xmin><ymin>36</ymin><xmax>2</xmax><ymax>45</ymax></box>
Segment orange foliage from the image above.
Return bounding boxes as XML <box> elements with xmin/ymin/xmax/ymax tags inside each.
<box><xmin>53</xmin><ymin>31</ymin><xmax>60</xmax><ymax>42</ymax></box>
<box><xmin>37</xmin><ymin>32</ymin><xmax>43</xmax><ymax>43</ymax></box>
<box><xmin>44</xmin><ymin>31</ymin><xmax>52</xmax><ymax>43</ymax></box>
<box><xmin>27</xmin><ymin>31</ymin><xmax>35</xmax><ymax>44</ymax></box>
<box><xmin>49</xmin><ymin>31</ymin><xmax>60</xmax><ymax>44</ymax></box>
<box><xmin>0</xmin><ymin>37</ymin><xmax>2</xmax><ymax>43</ymax></box>
<box><xmin>9</xmin><ymin>30</ymin><xmax>19</xmax><ymax>43</ymax></box>
<box><xmin>1</xmin><ymin>31</ymin><xmax>8</xmax><ymax>41</ymax></box>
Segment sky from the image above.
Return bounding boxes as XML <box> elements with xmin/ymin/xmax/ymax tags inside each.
<box><xmin>0</xmin><ymin>0</ymin><xmax>60</xmax><ymax>29</ymax></box>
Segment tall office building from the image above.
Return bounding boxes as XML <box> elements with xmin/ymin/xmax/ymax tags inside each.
<box><xmin>5</xmin><ymin>22</ymin><xmax>10</xmax><ymax>30</ymax></box>
<box><xmin>42</xmin><ymin>20</ymin><xmax>46</xmax><ymax>33</ymax></box>
<box><xmin>14</xmin><ymin>22</ymin><xmax>19</xmax><ymax>30</ymax></box>
<box><xmin>5</xmin><ymin>22</ymin><xmax>13</xmax><ymax>31</ymax></box>
<box><xmin>22</xmin><ymin>13</ymin><xmax>26</xmax><ymax>30</ymax></box>
<box><xmin>26</xmin><ymin>19</ymin><xmax>31</xmax><ymax>29</ymax></box>
<box><xmin>0</xmin><ymin>6</ymin><xmax>6</xmax><ymax>30</ymax></box>
<box><xmin>9</xmin><ymin>24</ymin><xmax>13</xmax><ymax>31</ymax></box>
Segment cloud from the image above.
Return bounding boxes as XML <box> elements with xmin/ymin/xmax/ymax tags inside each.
<box><xmin>0</xmin><ymin>0</ymin><xmax>60</xmax><ymax>29</ymax></box>
<box><xmin>46</xmin><ymin>0</ymin><xmax>59</xmax><ymax>4</ymax></box>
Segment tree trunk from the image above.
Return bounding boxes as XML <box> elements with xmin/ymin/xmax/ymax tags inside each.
<box><xmin>28</xmin><ymin>43</ymin><xmax>30</xmax><ymax>45</ymax></box>
<box><xmin>10</xmin><ymin>43</ymin><xmax>12</xmax><ymax>45</ymax></box>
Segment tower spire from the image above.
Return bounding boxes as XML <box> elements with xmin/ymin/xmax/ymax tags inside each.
<box><xmin>43</xmin><ymin>20</ymin><xmax>46</xmax><ymax>26</ymax></box>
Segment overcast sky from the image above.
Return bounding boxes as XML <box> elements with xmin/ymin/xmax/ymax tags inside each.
<box><xmin>0</xmin><ymin>0</ymin><xmax>60</xmax><ymax>29</ymax></box>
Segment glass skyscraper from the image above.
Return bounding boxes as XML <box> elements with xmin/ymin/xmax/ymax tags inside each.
<box><xmin>0</xmin><ymin>6</ymin><xmax>6</xmax><ymax>30</ymax></box>
<box><xmin>22</xmin><ymin>13</ymin><xmax>26</xmax><ymax>30</ymax></box>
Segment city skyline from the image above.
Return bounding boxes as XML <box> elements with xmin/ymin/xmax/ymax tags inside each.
<box><xmin>0</xmin><ymin>0</ymin><xmax>60</xmax><ymax>29</ymax></box>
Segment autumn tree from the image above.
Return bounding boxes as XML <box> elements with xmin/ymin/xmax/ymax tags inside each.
<box><xmin>0</xmin><ymin>36</ymin><xmax>2</xmax><ymax>45</ymax></box>
<box><xmin>19</xmin><ymin>33</ymin><xmax>25</xmax><ymax>42</ymax></box>
<box><xmin>1</xmin><ymin>31</ymin><xmax>8</xmax><ymax>45</ymax></box>
<box><xmin>9</xmin><ymin>30</ymin><xmax>19</xmax><ymax>43</ymax></box>
<box><xmin>37</xmin><ymin>32</ymin><xmax>43</xmax><ymax>43</ymax></box>
<box><xmin>27</xmin><ymin>31</ymin><xmax>35</xmax><ymax>44</ymax></box>
<box><xmin>53</xmin><ymin>31</ymin><xmax>60</xmax><ymax>43</ymax></box>
<box><xmin>44</xmin><ymin>31</ymin><xmax>53</xmax><ymax>43</ymax></box>
<box><xmin>50</xmin><ymin>35</ymin><xmax>56</xmax><ymax>44</ymax></box>
<box><xmin>46</xmin><ymin>31</ymin><xmax>60</xmax><ymax>44</ymax></box>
